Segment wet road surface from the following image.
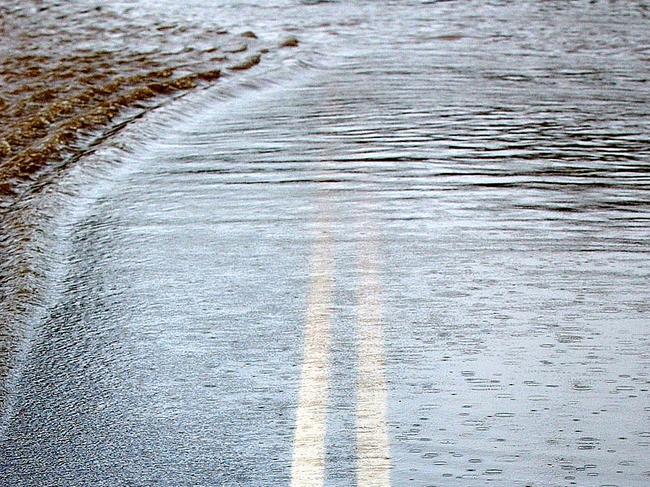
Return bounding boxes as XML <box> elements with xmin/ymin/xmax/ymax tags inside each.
<box><xmin>2</xmin><ymin>1</ymin><xmax>650</xmax><ymax>486</ymax></box>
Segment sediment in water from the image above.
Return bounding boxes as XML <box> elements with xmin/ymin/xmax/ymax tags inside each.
<box><xmin>0</xmin><ymin>0</ymin><xmax>297</xmax><ymax>425</ymax></box>
<box><xmin>0</xmin><ymin>3</ymin><xmax>279</xmax><ymax>208</ymax></box>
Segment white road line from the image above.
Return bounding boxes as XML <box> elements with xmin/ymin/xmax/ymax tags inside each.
<box><xmin>356</xmin><ymin>231</ymin><xmax>391</xmax><ymax>487</ymax></box>
<box><xmin>290</xmin><ymin>223</ymin><xmax>333</xmax><ymax>487</ymax></box>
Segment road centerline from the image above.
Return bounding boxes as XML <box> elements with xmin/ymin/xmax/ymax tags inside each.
<box><xmin>290</xmin><ymin>216</ymin><xmax>334</xmax><ymax>487</ymax></box>
<box><xmin>356</xmin><ymin>226</ymin><xmax>391</xmax><ymax>487</ymax></box>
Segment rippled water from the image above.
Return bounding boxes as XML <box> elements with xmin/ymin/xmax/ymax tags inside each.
<box><xmin>0</xmin><ymin>0</ymin><xmax>296</xmax><ymax>205</ymax></box>
<box><xmin>1</xmin><ymin>1</ymin><xmax>650</xmax><ymax>486</ymax></box>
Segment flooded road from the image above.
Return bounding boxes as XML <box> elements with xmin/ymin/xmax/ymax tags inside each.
<box><xmin>1</xmin><ymin>1</ymin><xmax>650</xmax><ymax>486</ymax></box>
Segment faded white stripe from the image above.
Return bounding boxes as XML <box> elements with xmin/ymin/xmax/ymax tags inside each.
<box><xmin>290</xmin><ymin>224</ymin><xmax>333</xmax><ymax>487</ymax></box>
<box><xmin>356</xmin><ymin>232</ymin><xmax>391</xmax><ymax>487</ymax></box>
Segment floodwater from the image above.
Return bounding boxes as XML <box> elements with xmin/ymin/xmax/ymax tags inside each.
<box><xmin>1</xmin><ymin>1</ymin><xmax>650</xmax><ymax>486</ymax></box>
<box><xmin>0</xmin><ymin>0</ymin><xmax>290</xmax><ymax>203</ymax></box>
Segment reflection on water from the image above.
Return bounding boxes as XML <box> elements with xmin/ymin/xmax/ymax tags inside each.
<box><xmin>1</xmin><ymin>0</ymin><xmax>650</xmax><ymax>486</ymax></box>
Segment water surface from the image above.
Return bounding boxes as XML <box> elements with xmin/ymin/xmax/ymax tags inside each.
<box><xmin>1</xmin><ymin>1</ymin><xmax>650</xmax><ymax>486</ymax></box>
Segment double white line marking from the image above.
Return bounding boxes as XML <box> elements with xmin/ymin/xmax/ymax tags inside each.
<box><xmin>290</xmin><ymin>217</ymin><xmax>390</xmax><ymax>486</ymax></box>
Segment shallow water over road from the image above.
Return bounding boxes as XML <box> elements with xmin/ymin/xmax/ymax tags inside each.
<box><xmin>1</xmin><ymin>1</ymin><xmax>650</xmax><ymax>486</ymax></box>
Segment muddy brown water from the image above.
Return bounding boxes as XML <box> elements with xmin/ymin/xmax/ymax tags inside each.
<box><xmin>0</xmin><ymin>0</ymin><xmax>289</xmax><ymax>204</ymax></box>
<box><xmin>1</xmin><ymin>1</ymin><xmax>650</xmax><ymax>486</ymax></box>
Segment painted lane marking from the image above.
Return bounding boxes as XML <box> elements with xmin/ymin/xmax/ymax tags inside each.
<box><xmin>356</xmin><ymin>231</ymin><xmax>391</xmax><ymax>487</ymax></box>
<box><xmin>290</xmin><ymin>223</ymin><xmax>334</xmax><ymax>487</ymax></box>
